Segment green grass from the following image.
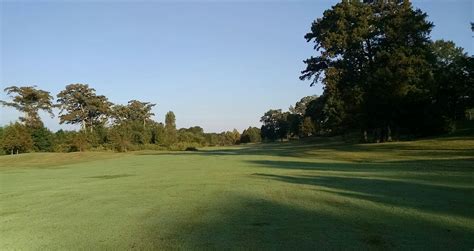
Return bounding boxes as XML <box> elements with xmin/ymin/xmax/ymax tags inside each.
<box><xmin>1</xmin><ymin>136</ymin><xmax>473</xmax><ymax>250</ymax></box>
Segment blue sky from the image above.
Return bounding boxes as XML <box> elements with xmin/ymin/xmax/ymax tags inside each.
<box><xmin>1</xmin><ymin>0</ymin><xmax>472</xmax><ymax>133</ymax></box>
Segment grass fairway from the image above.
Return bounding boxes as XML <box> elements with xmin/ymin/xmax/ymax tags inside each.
<box><xmin>1</xmin><ymin>136</ymin><xmax>473</xmax><ymax>250</ymax></box>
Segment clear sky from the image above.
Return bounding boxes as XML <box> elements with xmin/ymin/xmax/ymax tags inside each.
<box><xmin>1</xmin><ymin>0</ymin><xmax>472</xmax><ymax>133</ymax></box>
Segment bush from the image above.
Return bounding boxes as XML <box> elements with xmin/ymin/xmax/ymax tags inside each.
<box><xmin>1</xmin><ymin>123</ymin><xmax>33</xmax><ymax>154</ymax></box>
<box><xmin>168</xmin><ymin>142</ymin><xmax>200</xmax><ymax>151</ymax></box>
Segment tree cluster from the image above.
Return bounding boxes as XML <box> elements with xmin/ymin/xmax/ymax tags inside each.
<box><xmin>300</xmin><ymin>0</ymin><xmax>473</xmax><ymax>142</ymax></box>
<box><xmin>260</xmin><ymin>96</ymin><xmax>317</xmax><ymax>141</ymax></box>
<box><xmin>0</xmin><ymin>84</ymin><xmax>245</xmax><ymax>154</ymax></box>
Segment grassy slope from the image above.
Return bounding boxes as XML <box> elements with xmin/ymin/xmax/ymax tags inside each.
<box><xmin>0</xmin><ymin>136</ymin><xmax>473</xmax><ymax>250</ymax></box>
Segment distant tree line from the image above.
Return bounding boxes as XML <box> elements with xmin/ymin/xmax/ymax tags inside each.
<box><xmin>292</xmin><ymin>0</ymin><xmax>473</xmax><ymax>142</ymax></box>
<box><xmin>0</xmin><ymin>84</ymin><xmax>259</xmax><ymax>154</ymax></box>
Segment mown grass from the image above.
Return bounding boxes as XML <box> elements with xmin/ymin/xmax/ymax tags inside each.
<box><xmin>0</xmin><ymin>136</ymin><xmax>473</xmax><ymax>250</ymax></box>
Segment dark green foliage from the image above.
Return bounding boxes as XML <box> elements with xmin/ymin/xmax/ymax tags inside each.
<box><xmin>431</xmin><ymin>40</ymin><xmax>473</xmax><ymax>122</ymax></box>
<box><xmin>30</xmin><ymin>126</ymin><xmax>54</xmax><ymax>152</ymax></box>
<box><xmin>299</xmin><ymin>117</ymin><xmax>316</xmax><ymax>137</ymax></box>
<box><xmin>289</xmin><ymin>95</ymin><xmax>317</xmax><ymax>116</ymax></box>
<box><xmin>287</xmin><ymin>96</ymin><xmax>318</xmax><ymax>137</ymax></box>
<box><xmin>286</xmin><ymin>113</ymin><xmax>301</xmax><ymax>137</ymax></box>
<box><xmin>240</xmin><ymin>127</ymin><xmax>261</xmax><ymax>143</ymax></box>
<box><xmin>260</xmin><ymin>109</ymin><xmax>283</xmax><ymax>141</ymax></box>
<box><xmin>300</xmin><ymin>0</ymin><xmax>472</xmax><ymax>141</ymax></box>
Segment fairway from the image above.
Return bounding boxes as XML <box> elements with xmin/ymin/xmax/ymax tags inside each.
<box><xmin>1</xmin><ymin>136</ymin><xmax>473</xmax><ymax>250</ymax></box>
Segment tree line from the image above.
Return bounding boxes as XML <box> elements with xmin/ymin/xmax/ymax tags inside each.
<box><xmin>280</xmin><ymin>0</ymin><xmax>472</xmax><ymax>142</ymax></box>
<box><xmin>2</xmin><ymin>1</ymin><xmax>472</xmax><ymax>152</ymax></box>
<box><xmin>0</xmin><ymin>84</ymin><xmax>261</xmax><ymax>154</ymax></box>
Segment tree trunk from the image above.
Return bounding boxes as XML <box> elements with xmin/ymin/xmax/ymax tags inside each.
<box><xmin>375</xmin><ymin>128</ymin><xmax>381</xmax><ymax>143</ymax></box>
<box><xmin>363</xmin><ymin>130</ymin><xmax>368</xmax><ymax>143</ymax></box>
<box><xmin>387</xmin><ymin>125</ymin><xmax>392</xmax><ymax>142</ymax></box>
<box><xmin>11</xmin><ymin>149</ymin><xmax>13</xmax><ymax>155</ymax></box>
<box><xmin>16</xmin><ymin>149</ymin><xmax>19</xmax><ymax>155</ymax></box>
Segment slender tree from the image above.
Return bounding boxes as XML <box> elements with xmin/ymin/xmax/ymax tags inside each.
<box><xmin>164</xmin><ymin>111</ymin><xmax>177</xmax><ymax>145</ymax></box>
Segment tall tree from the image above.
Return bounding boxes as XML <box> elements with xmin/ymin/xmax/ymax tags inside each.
<box><xmin>431</xmin><ymin>40</ymin><xmax>473</xmax><ymax>122</ymax></box>
<box><xmin>56</xmin><ymin>84</ymin><xmax>112</xmax><ymax>132</ymax></box>
<box><xmin>0</xmin><ymin>85</ymin><xmax>54</xmax><ymax>128</ymax></box>
<box><xmin>164</xmin><ymin>111</ymin><xmax>177</xmax><ymax>145</ymax></box>
<box><xmin>301</xmin><ymin>0</ymin><xmax>434</xmax><ymax>140</ymax></box>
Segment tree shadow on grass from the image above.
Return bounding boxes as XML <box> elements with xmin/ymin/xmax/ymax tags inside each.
<box><xmin>139</xmin><ymin>193</ymin><xmax>473</xmax><ymax>250</ymax></box>
<box><xmin>85</xmin><ymin>174</ymin><xmax>135</xmax><ymax>179</ymax></box>
<box><xmin>247</xmin><ymin>159</ymin><xmax>474</xmax><ymax>219</ymax></box>
<box><xmin>137</xmin><ymin>136</ymin><xmax>474</xmax><ymax>161</ymax></box>
<box><xmin>247</xmin><ymin>158</ymin><xmax>474</xmax><ymax>173</ymax></box>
